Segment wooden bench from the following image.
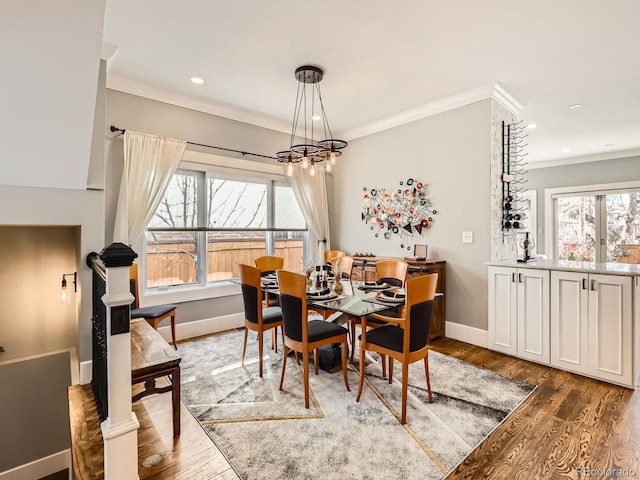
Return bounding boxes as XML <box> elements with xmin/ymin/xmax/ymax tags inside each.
<box><xmin>130</xmin><ymin>318</ymin><xmax>181</xmax><ymax>437</ymax></box>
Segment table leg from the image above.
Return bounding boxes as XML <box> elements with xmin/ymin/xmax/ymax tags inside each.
<box><xmin>172</xmin><ymin>367</ymin><xmax>181</xmax><ymax>437</ymax></box>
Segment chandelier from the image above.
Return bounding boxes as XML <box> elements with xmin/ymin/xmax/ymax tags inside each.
<box><xmin>276</xmin><ymin>65</ymin><xmax>347</xmax><ymax>177</ymax></box>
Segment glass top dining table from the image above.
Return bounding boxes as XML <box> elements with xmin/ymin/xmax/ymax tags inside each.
<box><xmin>245</xmin><ymin>278</ymin><xmax>397</xmax><ymax>319</ymax></box>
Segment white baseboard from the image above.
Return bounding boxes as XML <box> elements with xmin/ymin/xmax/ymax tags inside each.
<box><xmin>157</xmin><ymin>312</ymin><xmax>244</xmax><ymax>342</ymax></box>
<box><xmin>0</xmin><ymin>450</ymin><xmax>69</xmax><ymax>480</ymax></box>
<box><xmin>445</xmin><ymin>321</ymin><xmax>488</xmax><ymax>348</ymax></box>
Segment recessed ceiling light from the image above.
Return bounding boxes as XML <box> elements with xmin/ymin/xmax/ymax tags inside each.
<box><xmin>569</xmin><ymin>104</ymin><xmax>581</xmax><ymax>109</ymax></box>
<box><xmin>312</xmin><ymin>115</ymin><xmax>321</xmax><ymax>121</ymax></box>
<box><xmin>526</xmin><ymin>123</ymin><xmax>537</xmax><ymax>129</ymax></box>
<box><xmin>190</xmin><ymin>76</ymin><xmax>204</xmax><ymax>85</ymax></box>
<box><xmin>562</xmin><ymin>148</ymin><xmax>571</xmax><ymax>153</ymax></box>
<box><xmin>605</xmin><ymin>143</ymin><xmax>614</xmax><ymax>147</ymax></box>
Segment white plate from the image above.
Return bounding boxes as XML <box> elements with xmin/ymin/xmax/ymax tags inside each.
<box><xmin>361</xmin><ymin>282</ymin><xmax>390</xmax><ymax>290</ymax></box>
<box><xmin>307</xmin><ymin>293</ymin><xmax>338</xmax><ymax>301</ymax></box>
<box><xmin>376</xmin><ymin>292</ymin><xmax>405</xmax><ymax>303</ymax></box>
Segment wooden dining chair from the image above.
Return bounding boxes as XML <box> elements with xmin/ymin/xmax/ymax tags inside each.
<box><xmin>338</xmin><ymin>256</ymin><xmax>354</xmax><ymax>279</ymax></box>
<box><xmin>349</xmin><ymin>259</ymin><xmax>409</xmax><ymax>364</ymax></box>
<box><xmin>255</xmin><ymin>255</ymin><xmax>284</xmax><ymax>307</ymax></box>
<box><xmin>356</xmin><ymin>273</ymin><xmax>438</xmax><ymax>424</ymax></box>
<box><xmin>240</xmin><ymin>264</ymin><xmax>283</xmax><ymax>378</ymax></box>
<box><xmin>324</xmin><ymin>249</ymin><xmax>347</xmax><ymax>265</ymax></box>
<box><xmin>130</xmin><ymin>263</ymin><xmax>178</xmax><ymax>349</ymax></box>
<box><xmin>277</xmin><ymin>269</ymin><xmax>350</xmax><ymax>408</ymax></box>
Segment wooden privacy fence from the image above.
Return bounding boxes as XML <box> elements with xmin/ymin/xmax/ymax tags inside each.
<box><xmin>147</xmin><ymin>240</ymin><xmax>303</xmax><ymax>287</ymax></box>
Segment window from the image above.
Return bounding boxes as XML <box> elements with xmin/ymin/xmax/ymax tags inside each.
<box><xmin>550</xmin><ymin>185</ymin><xmax>640</xmax><ymax>263</ymax></box>
<box><xmin>145</xmin><ymin>168</ymin><xmax>307</xmax><ymax>289</ymax></box>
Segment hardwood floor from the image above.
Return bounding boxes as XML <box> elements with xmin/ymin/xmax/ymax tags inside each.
<box><xmin>430</xmin><ymin>337</ymin><xmax>640</xmax><ymax>479</ymax></box>
<box><xmin>68</xmin><ymin>334</ymin><xmax>640</xmax><ymax>479</ymax></box>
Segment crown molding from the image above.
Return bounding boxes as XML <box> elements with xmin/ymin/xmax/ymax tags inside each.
<box><xmin>106</xmin><ymin>75</ymin><xmax>522</xmax><ymax>141</ymax></box>
<box><xmin>341</xmin><ymin>82</ymin><xmax>522</xmax><ymax>140</ymax></box>
<box><xmin>491</xmin><ymin>83</ymin><xmax>522</xmax><ymax>116</ymax></box>
<box><xmin>106</xmin><ymin>74</ymin><xmax>292</xmax><ymax>134</ymax></box>
<box><xmin>101</xmin><ymin>41</ymin><xmax>119</xmax><ymax>62</ymax></box>
<box><xmin>528</xmin><ymin>147</ymin><xmax>640</xmax><ymax>169</ymax></box>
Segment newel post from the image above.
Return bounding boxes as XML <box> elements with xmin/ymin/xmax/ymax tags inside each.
<box><xmin>99</xmin><ymin>243</ymin><xmax>140</xmax><ymax>480</ymax></box>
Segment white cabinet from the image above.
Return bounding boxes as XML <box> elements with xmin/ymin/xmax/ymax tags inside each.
<box><xmin>488</xmin><ymin>267</ymin><xmax>550</xmax><ymax>364</ymax></box>
<box><xmin>551</xmin><ymin>271</ymin><xmax>633</xmax><ymax>386</ymax></box>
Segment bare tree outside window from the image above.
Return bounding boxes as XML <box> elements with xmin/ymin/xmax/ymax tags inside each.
<box><xmin>556</xmin><ymin>192</ymin><xmax>640</xmax><ymax>263</ymax></box>
<box><xmin>145</xmin><ymin>171</ymin><xmax>306</xmax><ymax>288</ymax></box>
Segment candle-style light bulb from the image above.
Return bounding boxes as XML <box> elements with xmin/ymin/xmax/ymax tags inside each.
<box><xmin>309</xmin><ymin>160</ymin><xmax>316</xmax><ymax>176</ymax></box>
<box><xmin>301</xmin><ymin>149</ymin><xmax>309</xmax><ymax>169</ymax></box>
<box><xmin>325</xmin><ymin>162</ymin><xmax>333</xmax><ymax>173</ymax></box>
<box><xmin>286</xmin><ymin>161</ymin><xmax>294</xmax><ymax>177</ymax></box>
<box><xmin>60</xmin><ymin>275</ymin><xmax>69</xmax><ymax>304</ymax></box>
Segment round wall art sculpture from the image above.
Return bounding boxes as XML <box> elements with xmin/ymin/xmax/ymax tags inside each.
<box><xmin>361</xmin><ymin>178</ymin><xmax>437</xmax><ymax>250</ymax></box>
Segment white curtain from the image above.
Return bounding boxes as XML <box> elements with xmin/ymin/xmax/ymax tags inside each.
<box><xmin>288</xmin><ymin>167</ymin><xmax>331</xmax><ymax>264</ymax></box>
<box><xmin>113</xmin><ymin>131</ymin><xmax>186</xmax><ymax>244</ymax></box>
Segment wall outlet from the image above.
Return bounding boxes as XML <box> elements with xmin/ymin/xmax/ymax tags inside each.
<box><xmin>462</xmin><ymin>231</ymin><xmax>474</xmax><ymax>244</ymax></box>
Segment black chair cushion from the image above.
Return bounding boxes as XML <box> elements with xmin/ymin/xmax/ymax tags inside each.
<box><xmin>365</xmin><ymin>325</ymin><xmax>404</xmax><ymax>353</ymax></box>
<box><xmin>262</xmin><ymin>306</ymin><xmax>283</xmax><ymax>324</ymax></box>
<box><xmin>131</xmin><ymin>304</ymin><xmax>176</xmax><ymax>319</ymax></box>
<box><xmin>307</xmin><ymin>320</ymin><xmax>348</xmax><ymax>343</ymax></box>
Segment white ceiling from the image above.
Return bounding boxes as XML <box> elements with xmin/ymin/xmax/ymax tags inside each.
<box><xmin>103</xmin><ymin>0</ymin><xmax>640</xmax><ymax>165</ymax></box>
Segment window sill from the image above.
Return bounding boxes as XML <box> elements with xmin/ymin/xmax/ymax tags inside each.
<box><xmin>140</xmin><ymin>280</ymin><xmax>241</xmax><ymax>307</ymax></box>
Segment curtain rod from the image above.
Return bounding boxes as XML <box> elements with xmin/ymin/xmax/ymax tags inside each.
<box><xmin>109</xmin><ymin>125</ymin><xmax>277</xmax><ymax>160</ymax></box>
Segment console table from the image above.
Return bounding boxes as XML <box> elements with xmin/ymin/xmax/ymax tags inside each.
<box><xmin>351</xmin><ymin>256</ymin><xmax>446</xmax><ymax>339</ymax></box>
<box><xmin>131</xmin><ymin>318</ymin><xmax>181</xmax><ymax>436</ymax></box>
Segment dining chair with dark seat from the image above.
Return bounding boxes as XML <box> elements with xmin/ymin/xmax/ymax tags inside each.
<box><xmin>349</xmin><ymin>259</ymin><xmax>409</xmax><ymax>366</ymax></box>
<box><xmin>240</xmin><ymin>264</ymin><xmax>283</xmax><ymax>378</ymax></box>
<box><xmin>277</xmin><ymin>269</ymin><xmax>350</xmax><ymax>408</ymax></box>
<box><xmin>356</xmin><ymin>273</ymin><xmax>438</xmax><ymax>424</ymax></box>
<box><xmin>130</xmin><ymin>263</ymin><xmax>178</xmax><ymax>349</ymax></box>
<box><xmin>324</xmin><ymin>249</ymin><xmax>347</xmax><ymax>265</ymax></box>
<box><xmin>255</xmin><ymin>255</ymin><xmax>284</xmax><ymax>307</ymax></box>
<box><xmin>337</xmin><ymin>256</ymin><xmax>354</xmax><ymax>279</ymax></box>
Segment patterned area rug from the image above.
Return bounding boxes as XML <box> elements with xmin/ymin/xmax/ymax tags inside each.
<box><xmin>180</xmin><ymin>329</ymin><xmax>535</xmax><ymax>480</ymax></box>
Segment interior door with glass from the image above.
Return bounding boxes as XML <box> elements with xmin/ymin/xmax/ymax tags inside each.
<box><xmin>603</xmin><ymin>192</ymin><xmax>640</xmax><ymax>263</ymax></box>
<box><xmin>555</xmin><ymin>194</ymin><xmax>597</xmax><ymax>262</ymax></box>
<box><xmin>554</xmin><ymin>190</ymin><xmax>640</xmax><ymax>264</ymax></box>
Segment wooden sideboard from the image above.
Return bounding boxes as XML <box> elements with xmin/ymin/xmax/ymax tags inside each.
<box><xmin>351</xmin><ymin>256</ymin><xmax>446</xmax><ymax>339</ymax></box>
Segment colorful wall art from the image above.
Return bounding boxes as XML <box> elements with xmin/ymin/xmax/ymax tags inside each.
<box><xmin>361</xmin><ymin>178</ymin><xmax>437</xmax><ymax>250</ymax></box>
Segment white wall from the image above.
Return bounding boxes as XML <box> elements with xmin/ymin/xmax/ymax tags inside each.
<box><xmin>0</xmin><ymin>186</ymin><xmax>105</xmax><ymax>362</ymax></box>
<box><xmin>0</xmin><ymin>0</ymin><xmax>105</xmax><ymax>190</ymax></box>
<box><xmin>332</xmin><ymin>100</ymin><xmax>493</xmax><ymax>331</ymax></box>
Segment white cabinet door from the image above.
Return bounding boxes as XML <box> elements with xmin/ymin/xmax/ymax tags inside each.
<box><xmin>550</xmin><ymin>271</ymin><xmax>589</xmax><ymax>375</ymax></box>
<box><xmin>488</xmin><ymin>267</ymin><xmax>517</xmax><ymax>356</ymax></box>
<box><xmin>517</xmin><ymin>269</ymin><xmax>550</xmax><ymax>364</ymax></box>
<box><xmin>588</xmin><ymin>274</ymin><xmax>632</xmax><ymax>386</ymax></box>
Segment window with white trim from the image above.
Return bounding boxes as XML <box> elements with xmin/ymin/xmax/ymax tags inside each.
<box><xmin>552</xmin><ymin>187</ymin><xmax>640</xmax><ymax>263</ymax></box>
<box><xmin>145</xmin><ymin>168</ymin><xmax>307</xmax><ymax>289</ymax></box>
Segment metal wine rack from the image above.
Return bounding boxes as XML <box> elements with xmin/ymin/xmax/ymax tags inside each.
<box><xmin>502</xmin><ymin>121</ymin><xmax>528</xmax><ymax>231</ymax></box>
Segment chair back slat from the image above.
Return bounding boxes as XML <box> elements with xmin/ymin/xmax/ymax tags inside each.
<box><xmin>376</xmin><ymin>260</ymin><xmax>409</xmax><ymax>287</ymax></box>
<box><xmin>277</xmin><ymin>270</ymin><xmax>308</xmax><ymax>343</ymax></box>
<box><xmin>240</xmin><ymin>264</ymin><xmax>264</xmax><ymax>326</ymax></box>
<box><xmin>255</xmin><ymin>256</ymin><xmax>284</xmax><ymax>275</ymax></box>
<box><xmin>404</xmin><ymin>273</ymin><xmax>438</xmax><ymax>354</ymax></box>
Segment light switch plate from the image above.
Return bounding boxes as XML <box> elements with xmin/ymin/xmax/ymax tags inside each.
<box><xmin>462</xmin><ymin>231</ymin><xmax>474</xmax><ymax>244</ymax></box>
